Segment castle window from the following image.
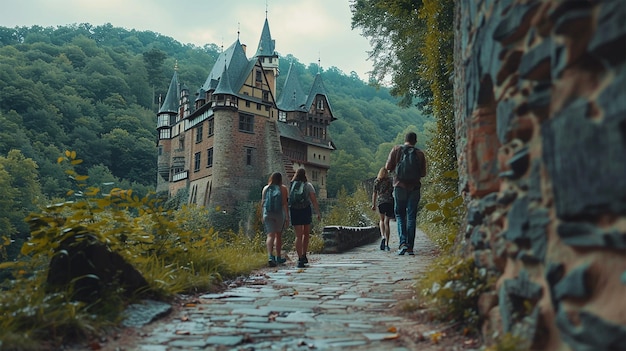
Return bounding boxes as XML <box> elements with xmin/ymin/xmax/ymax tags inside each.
<box><xmin>256</xmin><ymin>103</ymin><xmax>261</xmax><ymax>110</ymax></box>
<box><xmin>246</xmin><ymin>101</ymin><xmax>250</xmax><ymax>107</ymax></box>
<box><xmin>195</xmin><ymin>125</ymin><xmax>203</xmax><ymax>143</ymax></box>
<box><xmin>207</xmin><ymin>148</ymin><xmax>213</xmax><ymax>167</ymax></box>
<box><xmin>208</xmin><ymin>118</ymin><xmax>214</xmax><ymax>136</ymax></box>
<box><xmin>256</xmin><ymin>70</ymin><xmax>262</xmax><ymax>82</ymax></box>
<box><xmin>239</xmin><ymin>113</ymin><xmax>254</xmax><ymax>133</ymax></box>
<box><xmin>194</xmin><ymin>152</ymin><xmax>201</xmax><ymax>172</ymax></box>
<box><xmin>245</xmin><ymin>147</ymin><xmax>254</xmax><ymax>166</ymax></box>
<box><xmin>317</xmin><ymin>98</ymin><xmax>324</xmax><ymax>110</ymax></box>
<box><xmin>263</xmin><ymin>91</ymin><xmax>269</xmax><ymax>101</ymax></box>
<box><xmin>279</xmin><ymin>111</ymin><xmax>286</xmax><ymax>122</ymax></box>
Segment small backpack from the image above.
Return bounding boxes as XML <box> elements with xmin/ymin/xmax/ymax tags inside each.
<box><xmin>263</xmin><ymin>184</ymin><xmax>282</xmax><ymax>214</ymax></box>
<box><xmin>395</xmin><ymin>145</ymin><xmax>421</xmax><ymax>181</ymax></box>
<box><xmin>289</xmin><ymin>181</ymin><xmax>308</xmax><ymax>208</ymax></box>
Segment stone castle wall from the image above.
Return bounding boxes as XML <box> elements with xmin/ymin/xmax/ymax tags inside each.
<box><xmin>455</xmin><ymin>0</ymin><xmax>626</xmax><ymax>349</ymax></box>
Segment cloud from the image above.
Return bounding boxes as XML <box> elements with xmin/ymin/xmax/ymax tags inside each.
<box><xmin>0</xmin><ymin>0</ymin><xmax>373</xmax><ymax>79</ymax></box>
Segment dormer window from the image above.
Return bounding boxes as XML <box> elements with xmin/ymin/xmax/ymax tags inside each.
<box><xmin>317</xmin><ymin>98</ymin><xmax>324</xmax><ymax>110</ymax></box>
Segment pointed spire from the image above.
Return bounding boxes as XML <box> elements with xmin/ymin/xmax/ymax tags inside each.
<box><xmin>213</xmin><ymin>62</ymin><xmax>235</xmax><ymax>95</ymax></box>
<box><xmin>318</xmin><ymin>54</ymin><xmax>321</xmax><ymax>74</ymax></box>
<box><xmin>276</xmin><ymin>62</ymin><xmax>307</xmax><ymax>111</ymax></box>
<box><xmin>255</xmin><ymin>17</ymin><xmax>276</xmax><ymax>57</ymax></box>
<box><xmin>158</xmin><ymin>68</ymin><xmax>180</xmax><ymax>114</ymax></box>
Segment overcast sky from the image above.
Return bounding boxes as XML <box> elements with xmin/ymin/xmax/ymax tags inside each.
<box><xmin>0</xmin><ymin>0</ymin><xmax>374</xmax><ymax>80</ymax></box>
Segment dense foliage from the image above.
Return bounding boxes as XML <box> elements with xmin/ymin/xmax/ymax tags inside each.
<box><xmin>0</xmin><ymin>23</ymin><xmax>428</xmax><ymax>264</ymax></box>
<box><xmin>351</xmin><ymin>0</ymin><xmax>458</xmax><ymax>246</ymax></box>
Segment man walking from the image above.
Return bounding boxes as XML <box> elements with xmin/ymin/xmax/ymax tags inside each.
<box><xmin>385</xmin><ymin>132</ymin><xmax>427</xmax><ymax>255</ymax></box>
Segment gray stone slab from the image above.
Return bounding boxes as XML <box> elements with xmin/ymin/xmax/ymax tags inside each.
<box><xmin>204</xmin><ymin>335</ymin><xmax>244</xmax><ymax>346</ymax></box>
<box><xmin>241</xmin><ymin>321</ymin><xmax>304</xmax><ymax>330</ymax></box>
<box><xmin>363</xmin><ymin>332</ymin><xmax>399</xmax><ymax>341</ymax></box>
<box><xmin>167</xmin><ymin>338</ymin><xmax>207</xmax><ymax>348</ymax></box>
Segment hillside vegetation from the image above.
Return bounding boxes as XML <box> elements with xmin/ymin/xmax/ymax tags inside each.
<box><xmin>0</xmin><ymin>23</ymin><xmax>427</xmax><ymax>262</ymax></box>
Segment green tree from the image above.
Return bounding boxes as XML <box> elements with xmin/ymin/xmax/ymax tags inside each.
<box><xmin>143</xmin><ymin>48</ymin><xmax>167</xmax><ymax>88</ymax></box>
<box><xmin>0</xmin><ymin>150</ymin><xmax>42</xmax><ymax>259</ymax></box>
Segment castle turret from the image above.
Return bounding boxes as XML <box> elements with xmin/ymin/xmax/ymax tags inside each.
<box><xmin>156</xmin><ymin>70</ymin><xmax>180</xmax><ymax>193</ymax></box>
<box><xmin>210</xmin><ymin>56</ymin><xmax>241</xmax><ymax>211</ymax></box>
<box><xmin>255</xmin><ymin>17</ymin><xmax>279</xmax><ymax>96</ymax></box>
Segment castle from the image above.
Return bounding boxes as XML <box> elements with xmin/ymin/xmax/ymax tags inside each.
<box><xmin>155</xmin><ymin>18</ymin><xmax>336</xmax><ymax>211</ymax></box>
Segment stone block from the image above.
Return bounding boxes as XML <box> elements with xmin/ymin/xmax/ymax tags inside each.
<box><xmin>496</xmin><ymin>98</ymin><xmax>516</xmax><ymax>143</ymax></box>
<box><xmin>507</xmin><ymin>146</ymin><xmax>530</xmax><ymax>180</ymax></box>
<box><xmin>556</xmin><ymin>309</ymin><xmax>626</xmax><ymax>350</ymax></box>
<box><xmin>467</xmin><ymin>199</ymin><xmax>485</xmax><ymax>226</ymax></box>
<box><xmin>471</xmin><ymin>226</ymin><xmax>488</xmax><ymax>250</ymax></box>
<box><xmin>541</xmin><ymin>98</ymin><xmax>626</xmax><ymax>219</ymax></box>
<box><xmin>493</xmin><ymin>2</ymin><xmax>540</xmax><ymax>45</ymax></box>
<box><xmin>588</xmin><ymin>1</ymin><xmax>626</xmax><ymax>68</ymax></box>
<box><xmin>527</xmin><ymin>81</ymin><xmax>551</xmax><ymax>122</ymax></box>
<box><xmin>554</xmin><ymin>262</ymin><xmax>592</xmax><ymax>301</ymax></box>
<box><xmin>557</xmin><ymin>221</ymin><xmax>626</xmax><ymax>249</ymax></box>
<box><xmin>519</xmin><ymin>37</ymin><xmax>553</xmax><ymax>81</ymax></box>
<box><xmin>467</xmin><ymin>107</ymin><xmax>501</xmax><ymax>196</ymax></box>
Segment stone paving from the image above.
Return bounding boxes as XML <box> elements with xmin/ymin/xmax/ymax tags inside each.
<box><xmin>117</xmin><ymin>227</ymin><xmax>438</xmax><ymax>351</ymax></box>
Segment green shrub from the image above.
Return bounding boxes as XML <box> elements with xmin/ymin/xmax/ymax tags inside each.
<box><xmin>324</xmin><ymin>186</ymin><xmax>375</xmax><ymax>228</ymax></box>
<box><xmin>0</xmin><ymin>151</ymin><xmax>267</xmax><ymax>348</ymax></box>
<box><xmin>414</xmin><ymin>255</ymin><xmax>494</xmax><ymax>333</ymax></box>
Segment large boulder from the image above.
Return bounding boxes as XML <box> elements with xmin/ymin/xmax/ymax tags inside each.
<box><xmin>46</xmin><ymin>231</ymin><xmax>149</xmax><ymax>303</ymax></box>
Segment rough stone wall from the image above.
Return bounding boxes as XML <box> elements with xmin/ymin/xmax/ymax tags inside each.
<box><xmin>321</xmin><ymin>226</ymin><xmax>380</xmax><ymax>254</ymax></box>
<box><xmin>455</xmin><ymin>0</ymin><xmax>626</xmax><ymax>349</ymax></box>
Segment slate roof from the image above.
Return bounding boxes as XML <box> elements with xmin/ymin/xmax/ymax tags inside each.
<box><xmin>201</xmin><ymin>39</ymin><xmax>250</xmax><ymax>93</ymax></box>
<box><xmin>306</xmin><ymin>73</ymin><xmax>332</xmax><ymax>113</ymax></box>
<box><xmin>276</xmin><ymin>62</ymin><xmax>307</xmax><ymax>112</ymax></box>
<box><xmin>255</xmin><ymin>18</ymin><xmax>276</xmax><ymax>57</ymax></box>
<box><xmin>158</xmin><ymin>71</ymin><xmax>180</xmax><ymax>114</ymax></box>
<box><xmin>213</xmin><ymin>63</ymin><xmax>235</xmax><ymax>95</ymax></box>
<box><xmin>277</xmin><ymin>122</ymin><xmax>335</xmax><ymax>150</ymax></box>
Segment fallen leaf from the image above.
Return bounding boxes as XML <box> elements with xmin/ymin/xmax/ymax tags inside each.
<box><xmin>184</xmin><ymin>303</ymin><xmax>196</xmax><ymax>308</ymax></box>
<box><xmin>181</xmin><ymin>316</ymin><xmax>189</xmax><ymax>322</ymax></box>
<box><xmin>387</xmin><ymin>326</ymin><xmax>397</xmax><ymax>333</ymax></box>
<box><xmin>175</xmin><ymin>330</ymin><xmax>190</xmax><ymax>335</ymax></box>
<box><xmin>431</xmin><ymin>332</ymin><xmax>442</xmax><ymax>344</ymax></box>
<box><xmin>383</xmin><ymin>333</ymin><xmax>399</xmax><ymax>340</ymax></box>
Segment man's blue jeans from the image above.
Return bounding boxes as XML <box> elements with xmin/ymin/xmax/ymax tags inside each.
<box><xmin>393</xmin><ymin>186</ymin><xmax>421</xmax><ymax>250</ymax></box>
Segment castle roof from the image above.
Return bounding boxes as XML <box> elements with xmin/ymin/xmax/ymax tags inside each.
<box><xmin>255</xmin><ymin>18</ymin><xmax>276</xmax><ymax>58</ymax></box>
<box><xmin>213</xmin><ymin>62</ymin><xmax>235</xmax><ymax>95</ymax></box>
<box><xmin>277</xmin><ymin>122</ymin><xmax>336</xmax><ymax>151</ymax></box>
<box><xmin>306</xmin><ymin>73</ymin><xmax>334</xmax><ymax>120</ymax></box>
<box><xmin>158</xmin><ymin>70</ymin><xmax>179</xmax><ymax>114</ymax></box>
<box><xmin>276</xmin><ymin>62</ymin><xmax>307</xmax><ymax>112</ymax></box>
<box><xmin>201</xmin><ymin>39</ymin><xmax>251</xmax><ymax>93</ymax></box>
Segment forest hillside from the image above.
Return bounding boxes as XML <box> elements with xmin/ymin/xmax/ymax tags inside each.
<box><xmin>0</xmin><ymin>24</ymin><xmax>429</xmax><ymax>256</ymax></box>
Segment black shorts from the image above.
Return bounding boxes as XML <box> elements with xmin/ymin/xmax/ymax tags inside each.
<box><xmin>377</xmin><ymin>202</ymin><xmax>394</xmax><ymax>218</ymax></box>
<box><xmin>290</xmin><ymin>206</ymin><xmax>312</xmax><ymax>225</ymax></box>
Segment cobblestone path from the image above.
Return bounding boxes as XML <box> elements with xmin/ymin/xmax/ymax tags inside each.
<box><xmin>101</xmin><ymin>228</ymin><xmax>440</xmax><ymax>351</ymax></box>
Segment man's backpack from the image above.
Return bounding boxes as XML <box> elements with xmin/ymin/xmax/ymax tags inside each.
<box><xmin>395</xmin><ymin>145</ymin><xmax>421</xmax><ymax>181</ymax></box>
<box><xmin>289</xmin><ymin>181</ymin><xmax>308</xmax><ymax>208</ymax></box>
<box><xmin>263</xmin><ymin>184</ymin><xmax>282</xmax><ymax>214</ymax></box>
